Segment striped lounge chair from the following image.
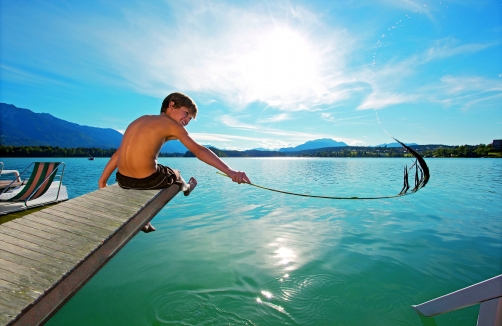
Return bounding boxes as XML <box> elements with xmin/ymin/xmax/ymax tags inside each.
<box><xmin>0</xmin><ymin>162</ymin><xmax>66</xmax><ymax>207</ymax></box>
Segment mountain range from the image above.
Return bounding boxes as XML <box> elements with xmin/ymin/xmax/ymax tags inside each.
<box><xmin>278</xmin><ymin>138</ymin><xmax>347</xmax><ymax>152</ymax></box>
<box><xmin>0</xmin><ymin>103</ymin><xmax>190</xmax><ymax>153</ymax></box>
<box><xmin>0</xmin><ymin>103</ymin><xmax>420</xmax><ymax>153</ymax></box>
<box><xmin>0</xmin><ymin>103</ymin><xmax>123</xmax><ymax>148</ymax></box>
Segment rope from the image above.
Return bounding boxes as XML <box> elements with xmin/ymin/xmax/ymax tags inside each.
<box><xmin>216</xmin><ymin>172</ymin><xmax>406</xmax><ymax>200</ymax></box>
<box><xmin>216</xmin><ymin>138</ymin><xmax>429</xmax><ymax>200</ymax></box>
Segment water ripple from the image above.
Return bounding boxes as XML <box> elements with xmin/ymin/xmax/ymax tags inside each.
<box><xmin>151</xmin><ymin>290</ymin><xmax>254</xmax><ymax>325</ymax></box>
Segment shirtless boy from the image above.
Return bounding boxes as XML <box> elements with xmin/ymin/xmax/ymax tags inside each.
<box><xmin>98</xmin><ymin>92</ymin><xmax>251</xmax><ymax>232</ymax></box>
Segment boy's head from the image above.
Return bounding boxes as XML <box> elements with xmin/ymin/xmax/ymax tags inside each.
<box><xmin>161</xmin><ymin>92</ymin><xmax>198</xmax><ymax>119</ymax></box>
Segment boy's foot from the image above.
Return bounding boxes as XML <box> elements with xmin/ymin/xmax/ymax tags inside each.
<box><xmin>141</xmin><ymin>222</ymin><xmax>156</xmax><ymax>233</ymax></box>
<box><xmin>184</xmin><ymin>177</ymin><xmax>197</xmax><ymax>196</ymax></box>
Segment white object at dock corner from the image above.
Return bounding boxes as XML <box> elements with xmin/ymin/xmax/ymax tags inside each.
<box><xmin>412</xmin><ymin>274</ymin><xmax>502</xmax><ymax>326</ymax></box>
<box><xmin>0</xmin><ymin>162</ymin><xmax>21</xmax><ymax>181</ymax></box>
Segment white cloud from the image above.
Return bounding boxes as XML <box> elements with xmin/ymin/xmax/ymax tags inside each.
<box><xmin>426</xmin><ymin>39</ymin><xmax>495</xmax><ymax>61</ymax></box>
<box><xmin>321</xmin><ymin>113</ymin><xmax>335</xmax><ymax>122</ymax></box>
<box><xmin>321</xmin><ymin>112</ymin><xmax>374</xmax><ymax>121</ymax></box>
<box><xmin>423</xmin><ymin>75</ymin><xmax>502</xmax><ymax>110</ymax></box>
<box><xmin>358</xmin><ymin>92</ymin><xmax>413</xmax><ymax>110</ymax></box>
<box><xmin>190</xmin><ymin>132</ymin><xmax>297</xmax><ymax>150</ymax></box>
<box><xmin>221</xmin><ymin>115</ymin><xmax>260</xmax><ymax>131</ymax></box>
<box><xmin>258</xmin><ymin>114</ymin><xmax>291</xmax><ymax>123</ymax></box>
<box><xmin>219</xmin><ymin>115</ymin><xmax>360</xmax><ymax>146</ymax></box>
<box><xmin>0</xmin><ymin>64</ymin><xmax>73</xmax><ymax>88</ymax></box>
<box><xmin>52</xmin><ymin>1</ymin><xmax>359</xmax><ymax>112</ymax></box>
<box><xmin>256</xmin><ymin>139</ymin><xmax>292</xmax><ymax>150</ymax></box>
<box><xmin>356</xmin><ymin>36</ymin><xmax>500</xmax><ymax>111</ymax></box>
<box><xmin>191</xmin><ymin>132</ymin><xmax>264</xmax><ymax>142</ymax></box>
<box><xmin>439</xmin><ymin>76</ymin><xmax>502</xmax><ymax>94</ymax></box>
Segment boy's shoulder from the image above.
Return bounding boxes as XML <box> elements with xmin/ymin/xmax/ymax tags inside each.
<box><xmin>136</xmin><ymin>113</ymin><xmax>174</xmax><ymax>124</ymax></box>
<box><xmin>135</xmin><ymin>113</ymin><xmax>184</xmax><ymax>134</ymax></box>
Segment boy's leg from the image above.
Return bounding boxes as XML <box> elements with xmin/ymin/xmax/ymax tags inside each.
<box><xmin>141</xmin><ymin>176</ymin><xmax>197</xmax><ymax>233</ymax></box>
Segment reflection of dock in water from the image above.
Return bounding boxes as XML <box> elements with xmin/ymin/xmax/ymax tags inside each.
<box><xmin>0</xmin><ymin>184</ymin><xmax>180</xmax><ymax>325</ymax></box>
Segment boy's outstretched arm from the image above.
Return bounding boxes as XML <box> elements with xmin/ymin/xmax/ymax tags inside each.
<box><xmin>98</xmin><ymin>148</ymin><xmax>120</xmax><ymax>188</ymax></box>
<box><xmin>178</xmin><ymin>132</ymin><xmax>251</xmax><ymax>184</ymax></box>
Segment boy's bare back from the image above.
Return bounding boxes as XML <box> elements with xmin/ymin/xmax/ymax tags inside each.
<box><xmin>118</xmin><ymin>114</ymin><xmax>182</xmax><ymax>178</ymax></box>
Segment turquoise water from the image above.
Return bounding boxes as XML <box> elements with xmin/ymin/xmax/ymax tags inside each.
<box><xmin>2</xmin><ymin>157</ymin><xmax>501</xmax><ymax>325</ymax></box>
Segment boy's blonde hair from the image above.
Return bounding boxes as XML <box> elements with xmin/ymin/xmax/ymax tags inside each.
<box><xmin>161</xmin><ymin>92</ymin><xmax>198</xmax><ymax>118</ymax></box>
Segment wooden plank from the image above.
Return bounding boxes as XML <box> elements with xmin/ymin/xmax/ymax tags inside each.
<box><xmin>56</xmin><ymin>189</ymin><xmax>147</xmax><ymax>211</ymax></box>
<box><xmin>0</xmin><ymin>267</ymin><xmax>49</xmax><ymax>296</ymax></box>
<box><xmin>37</xmin><ymin>208</ymin><xmax>119</xmax><ymax>232</ymax></box>
<box><xmin>60</xmin><ymin>199</ymin><xmax>139</xmax><ymax>223</ymax></box>
<box><xmin>65</xmin><ymin>196</ymin><xmax>139</xmax><ymax>219</ymax></box>
<box><xmin>0</xmin><ymin>250</ymin><xmax>66</xmax><ymax>280</ymax></box>
<box><xmin>21</xmin><ymin>212</ymin><xmax>108</xmax><ymax>242</ymax></box>
<box><xmin>0</xmin><ymin>234</ymin><xmax>76</xmax><ymax>264</ymax></box>
<box><xmin>0</xmin><ymin>279</ymin><xmax>42</xmax><ymax>302</ymax></box>
<box><xmin>0</xmin><ymin>227</ymin><xmax>83</xmax><ymax>256</ymax></box>
<box><xmin>0</xmin><ymin>302</ymin><xmax>18</xmax><ymax>326</ymax></box>
<box><xmin>48</xmin><ymin>205</ymin><xmax>124</xmax><ymax>227</ymax></box>
<box><xmin>0</xmin><ymin>293</ymin><xmax>24</xmax><ymax>312</ymax></box>
<box><xmin>31</xmin><ymin>210</ymin><xmax>117</xmax><ymax>235</ymax></box>
<box><xmin>2</xmin><ymin>223</ymin><xmax>95</xmax><ymax>250</ymax></box>
<box><xmin>90</xmin><ymin>188</ymin><xmax>158</xmax><ymax>204</ymax></box>
<box><xmin>0</xmin><ymin>259</ymin><xmax>57</xmax><ymax>290</ymax></box>
<box><xmin>4</xmin><ymin>183</ymin><xmax>180</xmax><ymax>325</ymax></box>
<box><xmin>79</xmin><ymin>192</ymin><xmax>146</xmax><ymax>210</ymax></box>
<box><xmin>0</xmin><ymin>240</ymin><xmax>73</xmax><ymax>272</ymax></box>
<box><xmin>7</xmin><ymin>218</ymin><xmax>96</xmax><ymax>250</ymax></box>
<box><xmin>99</xmin><ymin>186</ymin><xmax>159</xmax><ymax>199</ymax></box>
<box><xmin>101</xmin><ymin>192</ymin><xmax>161</xmax><ymax>206</ymax></box>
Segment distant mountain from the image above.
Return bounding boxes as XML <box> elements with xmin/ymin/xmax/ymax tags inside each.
<box><xmin>161</xmin><ymin>140</ymin><xmax>188</xmax><ymax>154</ymax></box>
<box><xmin>0</xmin><ymin>103</ymin><xmax>123</xmax><ymax>148</ymax></box>
<box><xmin>279</xmin><ymin>138</ymin><xmax>348</xmax><ymax>152</ymax></box>
<box><xmin>374</xmin><ymin>142</ymin><xmax>419</xmax><ymax>148</ymax></box>
<box><xmin>0</xmin><ymin>103</ymin><xmax>194</xmax><ymax>153</ymax></box>
<box><xmin>0</xmin><ymin>103</ymin><xmax>423</xmax><ymax>153</ymax></box>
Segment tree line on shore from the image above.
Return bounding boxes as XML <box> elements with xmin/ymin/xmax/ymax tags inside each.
<box><xmin>297</xmin><ymin>143</ymin><xmax>499</xmax><ymax>158</ymax></box>
<box><xmin>0</xmin><ymin>146</ymin><xmax>182</xmax><ymax>158</ymax></box>
<box><xmin>0</xmin><ymin>143</ymin><xmax>499</xmax><ymax>158</ymax></box>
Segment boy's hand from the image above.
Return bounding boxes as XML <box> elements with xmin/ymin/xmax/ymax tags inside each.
<box><xmin>98</xmin><ymin>181</ymin><xmax>108</xmax><ymax>189</ymax></box>
<box><xmin>228</xmin><ymin>170</ymin><xmax>251</xmax><ymax>184</ymax></box>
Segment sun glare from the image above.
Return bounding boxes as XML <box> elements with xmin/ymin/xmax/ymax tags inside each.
<box><xmin>239</xmin><ymin>27</ymin><xmax>323</xmax><ymax>103</ymax></box>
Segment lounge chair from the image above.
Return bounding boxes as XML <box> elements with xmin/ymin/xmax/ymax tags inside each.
<box><xmin>0</xmin><ymin>162</ymin><xmax>68</xmax><ymax>215</ymax></box>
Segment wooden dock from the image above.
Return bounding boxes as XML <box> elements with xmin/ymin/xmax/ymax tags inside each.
<box><xmin>0</xmin><ymin>184</ymin><xmax>180</xmax><ymax>326</ymax></box>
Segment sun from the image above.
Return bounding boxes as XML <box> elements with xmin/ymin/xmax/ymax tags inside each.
<box><xmin>238</xmin><ymin>27</ymin><xmax>323</xmax><ymax>103</ymax></box>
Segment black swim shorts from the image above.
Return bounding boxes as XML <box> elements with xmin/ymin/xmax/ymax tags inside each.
<box><xmin>116</xmin><ymin>164</ymin><xmax>182</xmax><ymax>190</ymax></box>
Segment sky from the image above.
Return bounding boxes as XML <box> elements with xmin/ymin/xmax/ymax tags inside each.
<box><xmin>1</xmin><ymin>0</ymin><xmax>501</xmax><ymax>150</ymax></box>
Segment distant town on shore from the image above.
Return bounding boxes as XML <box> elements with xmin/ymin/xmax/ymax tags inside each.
<box><xmin>1</xmin><ymin>142</ymin><xmax>501</xmax><ymax>158</ymax></box>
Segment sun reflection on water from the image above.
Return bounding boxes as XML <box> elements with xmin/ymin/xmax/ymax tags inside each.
<box><xmin>274</xmin><ymin>247</ymin><xmax>296</xmax><ymax>266</ymax></box>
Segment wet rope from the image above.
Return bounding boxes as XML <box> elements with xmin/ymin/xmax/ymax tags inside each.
<box><xmin>217</xmin><ymin>138</ymin><xmax>429</xmax><ymax>200</ymax></box>
<box><xmin>218</xmin><ymin>171</ymin><xmax>396</xmax><ymax>199</ymax></box>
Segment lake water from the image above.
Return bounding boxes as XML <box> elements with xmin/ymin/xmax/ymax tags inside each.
<box><xmin>2</xmin><ymin>157</ymin><xmax>501</xmax><ymax>325</ymax></box>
